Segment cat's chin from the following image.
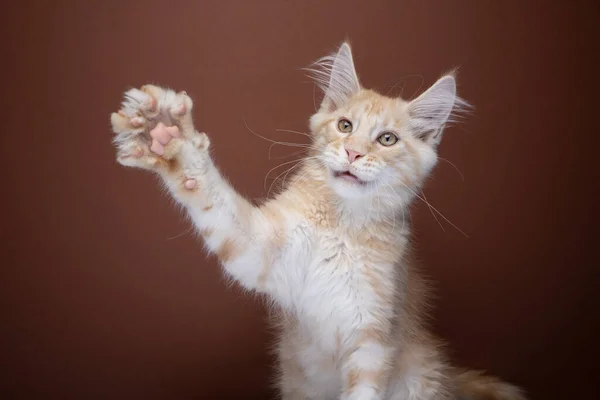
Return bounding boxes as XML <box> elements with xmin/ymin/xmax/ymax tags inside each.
<box><xmin>327</xmin><ymin>170</ymin><xmax>375</xmax><ymax>199</ymax></box>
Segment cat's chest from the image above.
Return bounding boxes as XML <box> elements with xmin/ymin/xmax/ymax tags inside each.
<box><xmin>289</xmin><ymin>228</ymin><xmax>378</xmax><ymax>321</ymax></box>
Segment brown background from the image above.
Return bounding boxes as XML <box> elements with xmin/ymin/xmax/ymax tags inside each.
<box><xmin>1</xmin><ymin>1</ymin><xmax>598</xmax><ymax>399</ymax></box>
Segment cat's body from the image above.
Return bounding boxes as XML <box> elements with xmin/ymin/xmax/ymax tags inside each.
<box><xmin>265</xmin><ymin>172</ymin><xmax>413</xmax><ymax>398</ymax></box>
<box><xmin>110</xmin><ymin>43</ymin><xmax>525</xmax><ymax>400</ymax></box>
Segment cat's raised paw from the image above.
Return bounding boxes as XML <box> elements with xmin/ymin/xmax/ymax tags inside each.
<box><xmin>110</xmin><ymin>84</ymin><xmax>204</xmax><ymax>170</ymax></box>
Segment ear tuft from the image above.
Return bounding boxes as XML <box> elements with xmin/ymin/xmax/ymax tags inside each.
<box><xmin>408</xmin><ymin>73</ymin><xmax>471</xmax><ymax>145</ymax></box>
<box><xmin>305</xmin><ymin>42</ymin><xmax>361</xmax><ymax>111</ymax></box>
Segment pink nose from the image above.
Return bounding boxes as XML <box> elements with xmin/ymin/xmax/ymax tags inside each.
<box><xmin>346</xmin><ymin>149</ymin><xmax>364</xmax><ymax>163</ymax></box>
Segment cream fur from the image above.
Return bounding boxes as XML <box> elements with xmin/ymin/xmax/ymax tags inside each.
<box><xmin>109</xmin><ymin>43</ymin><xmax>525</xmax><ymax>400</ymax></box>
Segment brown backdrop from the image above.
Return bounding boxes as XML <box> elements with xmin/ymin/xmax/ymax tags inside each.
<box><xmin>1</xmin><ymin>1</ymin><xmax>598</xmax><ymax>399</ymax></box>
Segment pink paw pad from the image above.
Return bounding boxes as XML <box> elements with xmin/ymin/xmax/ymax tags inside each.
<box><xmin>184</xmin><ymin>179</ymin><xmax>197</xmax><ymax>190</ymax></box>
<box><xmin>131</xmin><ymin>147</ymin><xmax>144</xmax><ymax>158</ymax></box>
<box><xmin>130</xmin><ymin>117</ymin><xmax>144</xmax><ymax>128</ymax></box>
<box><xmin>150</xmin><ymin>123</ymin><xmax>172</xmax><ymax>145</ymax></box>
<box><xmin>150</xmin><ymin>140</ymin><xmax>164</xmax><ymax>156</ymax></box>
<box><xmin>165</xmin><ymin>125</ymin><xmax>181</xmax><ymax>138</ymax></box>
<box><xmin>149</xmin><ymin>123</ymin><xmax>181</xmax><ymax>155</ymax></box>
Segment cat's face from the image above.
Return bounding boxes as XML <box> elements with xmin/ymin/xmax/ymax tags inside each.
<box><xmin>307</xmin><ymin>43</ymin><xmax>464</xmax><ymax>200</ymax></box>
<box><xmin>311</xmin><ymin>90</ymin><xmax>439</xmax><ymax>199</ymax></box>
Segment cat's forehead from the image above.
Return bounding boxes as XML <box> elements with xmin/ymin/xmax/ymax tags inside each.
<box><xmin>344</xmin><ymin>90</ymin><xmax>408</xmax><ymax>123</ymax></box>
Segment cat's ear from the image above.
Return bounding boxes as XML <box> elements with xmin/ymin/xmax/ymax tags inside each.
<box><xmin>307</xmin><ymin>42</ymin><xmax>361</xmax><ymax>112</ymax></box>
<box><xmin>407</xmin><ymin>74</ymin><xmax>466</xmax><ymax>146</ymax></box>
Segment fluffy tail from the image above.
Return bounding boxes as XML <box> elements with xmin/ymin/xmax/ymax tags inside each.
<box><xmin>454</xmin><ymin>369</ymin><xmax>527</xmax><ymax>400</ymax></box>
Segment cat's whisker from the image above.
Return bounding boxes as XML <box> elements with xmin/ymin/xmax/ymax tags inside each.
<box><xmin>375</xmin><ymin>186</ymin><xmax>383</xmax><ymax>227</ymax></box>
<box><xmin>274</xmin><ymin>128</ymin><xmax>313</xmax><ymax>139</ymax></box>
<box><xmin>383</xmin><ymin>182</ymin><xmax>406</xmax><ymax>231</ymax></box>
<box><xmin>289</xmin><ymin>161</ymin><xmax>322</xmax><ymax>188</ymax></box>
<box><xmin>268</xmin><ymin>148</ymin><xmax>310</xmax><ymax>160</ymax></box>
<box><xmin>279</xmin><ymin>158</ymin><xmax>317</xmax><ymax>192</ymax></box>
<box><xmin>385</xmin><ymin>80</ymin><xmax>406</xmax><ymax>96</ymax></box>
<box><xmin>243</xmin><ymin>119</ymin><xmax>314</xmax><ymax>158</ymax></box>
<box><xmin>364</xmin><ymin>184</ymin><xmax>374</xmax><ymax>228</ymax></box>
<box><xmin>165</xmin><ymin>225</ymin><xmax>194</xmax><ymax>240</ymax></box>
<box><xmin>384</xmin><ymin>74</ymin><xmax>424</xmax><ymax>97</ymax></box>
<box><xmin>399</xmin><ymin>181</ymin><xmax>468</xmax><ymax>238</ymax></box>
<box><xmin>438</xmin><ymin>157</ymin><xmax>465</xmax><ymax>182</ymax></box>
<box><xmin>421</xmin><ymin>190</ymin><xmax>445</xmax><ymax>233</ymax></box>
<box><xmin>267</xmin><ymin>141</ymin><xmax>319</xmax><ymax>160</ymax></box>
<box><xmin>266</xmin><ymin>129</ymin><xmax>320</xmax><ymax>159</ymax></box>
<box><xmin>263</xmin><ymin>158</ymin><xmax>313</xmax><ymax>190</ymax></box>
<box><xmin>267</xmin><ymin>158</ymin><xmax>314</xmax><ymax>197</ymax></box>
<box><xmin>381</xmin><ymin>184</ymin><xmax>398</xmax><ymax>231</ymax></box>
<box><xmin>400</xmin><ymin>202</ymin><xmax>407</xmax><ymax>235</ymax></box>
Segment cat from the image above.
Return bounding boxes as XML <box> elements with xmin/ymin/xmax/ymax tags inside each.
<box><xmin>109</xmin><ymin>42</ymin><xmax>526</xmax><ymax>400</ymax></box>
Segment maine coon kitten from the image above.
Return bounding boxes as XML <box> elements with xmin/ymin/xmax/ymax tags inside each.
<box><xmin>110</xmin><ymin>42</ymin><xmax>526</xmax><ymax>400</ymax></box>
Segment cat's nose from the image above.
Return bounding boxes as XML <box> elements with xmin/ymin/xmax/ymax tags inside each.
<box><xmin>345</xmin><ymin>148</ymin><xmax>364</xmax><ymax>163</ymax></box>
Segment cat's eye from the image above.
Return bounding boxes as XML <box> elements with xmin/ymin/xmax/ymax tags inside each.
<box><xmin>377</xmin><ymin>132</ymin><xmax>399</xmax><ymax>146</ymax></box>
<box><xmin>337</xmin><ymin>118</ymin><xmax>353</xmax><ymax>133</ymax></box>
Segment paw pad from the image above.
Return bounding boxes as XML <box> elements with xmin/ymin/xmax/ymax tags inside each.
<box><xmin>130</xmin><ymin>117</ymin><xmax>144</xmax><ymax>128</ymax></box>
<box><xmin>184</xmin><ymin>179</ymin><xmax>197</xmax><ymax>190</ymax></box>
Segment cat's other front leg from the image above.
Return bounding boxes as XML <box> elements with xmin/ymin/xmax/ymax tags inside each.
<box><xmin>110</xmin><ymin>85</ymin><xmax>284</xmax><ymax>294</ymax></box>
<box><xmin>340</xmin><ymin>325</ymin><xmax>394</xmax><ymax>400</ymax></box>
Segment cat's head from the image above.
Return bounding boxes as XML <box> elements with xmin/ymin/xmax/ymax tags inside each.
<box><xmin>307</xmin><ymin>42</ymin><xmax>468</xmax><ymax>200</ymax></box>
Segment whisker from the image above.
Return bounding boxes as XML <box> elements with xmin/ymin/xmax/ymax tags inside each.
<box><xmin>421</xmin><ymin>190</ymin><xmax>445</xmax><ymax>233</ymax></box>
<box><xmin>289</xmin><ymin>160</ymin><xmax>322</xmax><ymax>187</ymax></box>
<box><xmin>267</xmin><ymin>141</ymin><xmax>314</xmax><ymax>159</ymax></box>
<box><xmin>274</xmin><ymin>128</ymin><xmax>313</xmax><ymax>139</ymax></box>
<box><xmin>266</xmin><ymin>156</ymin><xmax>321</xmax><ymax>194</ymax></box>
<box><xmin>243</xmin><ymin>119</ymin><xmax>313</xmax><ymax>155</ymax></box>
<box><xmin>438</xmin><ymin>157</ymin><xmax>465</xmax><ymax>182</ymax></box>
<box><xmin>384</xmin><ymin>74</ymin><xmax>424</xmax><ymax>98</ymax></box>
<box><xmin>263</xmin><ymin>158</ymin><xmax>308</xmax><ymax>190</ymax></box>
<box><xmin>269</xmin><ymin>148</ymin><xmax>310</xmax><ymax>160</ymax></box>
<box><xmin>165</xmin><ymin>225</ymin><xmax>194</xmax><ymax>240</ymax></box>
<box><xmin>365</xmin><ymin>182</ymin><xmax>374</xmax><ymax>228</ymax></box>
<box><xmin>386</xmin><ymin>183</ymin><xmax>405</xmax><ymax>231</ymax></box>
<box><xmin>381</xmin><ymin>185</ymin><xmax>394</xmax><ymax>230</ymax></box>
<box><xmin>267</xmin><ymin>159</ymin><xmax>309</xmax><ymax>197</ymax></box>
<box><xmin>279</xmin><ymin>158</ymin><xmax>316</xmax><ymax>191</ymax></box>
<box><xmin>398</xmin><ymin>181</ymin><xmax>469</xmax><ymax>238</ymax></box>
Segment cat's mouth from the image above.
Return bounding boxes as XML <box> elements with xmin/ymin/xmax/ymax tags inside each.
<box><xmin>334</xmin><ymin>170</ymin><xmax>365</xmax><ymax>185</ymax></box>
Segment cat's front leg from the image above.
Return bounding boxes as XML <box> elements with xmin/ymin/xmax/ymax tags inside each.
<box><xmin>340</xmin><ymin>325</ymin><xmax>394</xmax><ymax>400</ymax></box>
<box><xmin>110</xmin><ymin>85</ymin><xmax>283</xmax><ymax>294</ymax></box>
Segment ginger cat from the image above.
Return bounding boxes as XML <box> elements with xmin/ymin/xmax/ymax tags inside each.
<box><xmin>110</xmin><ymin>42</ymin><xmax>526</xmax><ymax>400</ymax></box>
